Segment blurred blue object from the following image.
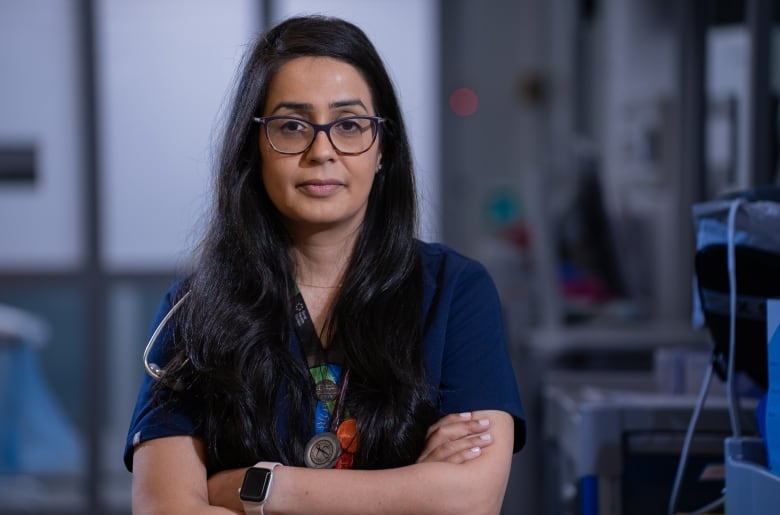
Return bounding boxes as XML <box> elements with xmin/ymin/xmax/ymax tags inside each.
<box><xmin>0</xmin><ymin>304</ymin><xmax>83</xmax><ymax>475</ymax></box>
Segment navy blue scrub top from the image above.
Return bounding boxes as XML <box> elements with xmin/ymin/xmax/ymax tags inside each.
<box><xmin>124</xmin><ymin>241</ymin><xmax>525</xmax><ymax>471</ymax></box>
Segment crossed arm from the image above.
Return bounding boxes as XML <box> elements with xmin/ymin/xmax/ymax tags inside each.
<box><xmin>131</xmin><ymin>410</ymin><xmax>515</xmax><ymax>515</ymax></box>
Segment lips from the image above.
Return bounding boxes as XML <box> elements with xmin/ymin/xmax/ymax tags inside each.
<box><xmin>297</xmin><ymin>179</ymin><xmax>345</xmax><ymax>197</ymax></box>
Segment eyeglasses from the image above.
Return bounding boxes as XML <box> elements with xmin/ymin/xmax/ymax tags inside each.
<box><xmin>253</xmin><ymin>115</ymin><xmax>384</xmax><ymax>155</ymax></box>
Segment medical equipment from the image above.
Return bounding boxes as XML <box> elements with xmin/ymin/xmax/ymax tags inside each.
<box><xmin>142</xmin><ymin>291</ymin><xmax>190</xmax><ymax>390</ymax></box>
<box><xmin>667</xmin><ymin>188</ymin><xmax>780</xmax><ymax>515</ymax></box>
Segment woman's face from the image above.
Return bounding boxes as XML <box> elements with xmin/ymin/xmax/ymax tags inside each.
<box><xmin>259</xmin><ymin>56</ymin><xmax>382</xmax><ymax>236</ymax></box>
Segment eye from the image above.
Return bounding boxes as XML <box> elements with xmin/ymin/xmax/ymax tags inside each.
<box><xmin>333</xmin><ymin>118</ymin><xmax>366</xmax><ymax>135</ymax></box>
<box><xmin>276</xmin><ymin>118</ymin><xmax>309</xmax><ymax>134</ymax></box>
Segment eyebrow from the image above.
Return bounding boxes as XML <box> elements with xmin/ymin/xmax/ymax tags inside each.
<box><xmin>269</xmin><ymin>99</ymin><xmax>369</xmax><ymax>114</ymax></box>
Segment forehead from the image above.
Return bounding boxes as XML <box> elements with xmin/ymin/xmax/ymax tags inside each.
<box><xmin>264</xmin><ymin>56</ymin><xmax>374</xmax><ymax>112</ymax></box>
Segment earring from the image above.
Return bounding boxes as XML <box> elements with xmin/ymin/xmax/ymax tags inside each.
<box><xmin>376</xmin><ymin>162</ymin><xmax>383</xmax><ymax>174</ymax></box>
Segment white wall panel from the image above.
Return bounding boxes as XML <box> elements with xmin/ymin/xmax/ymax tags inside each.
<box><xmin>97</xmin><ymin>0</ymin><xmax>258</xmax><ymax>270</ymax></box>
<box><xmin>0</xmin><ymin>0</ymin><xmax>84</xmax><ymax>269</ymax></box>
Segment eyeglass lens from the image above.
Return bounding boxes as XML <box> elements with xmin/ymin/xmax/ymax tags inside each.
<box><xmin>265</xmin><ymin>117</ymin><xmax>378</xmax><ymax>154</ymax></box>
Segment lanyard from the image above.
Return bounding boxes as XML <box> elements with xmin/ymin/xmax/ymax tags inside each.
<box><xmin>292</xmin><ymin>290</ymin><xmax>358</xmax><ymax>468</ymax></box>
<box><xmin>292</xmin><ymin>290</ymin><xmax>349</xmax><ymax>432</ymax></box>
<box><xmin>292</xmin><ymin>291</ymin><xmax>344</xmax><ymax>369</ymax></box>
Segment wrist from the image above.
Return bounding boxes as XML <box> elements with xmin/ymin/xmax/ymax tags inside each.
<box><xmin>239</xmin><ymin>462</ymin><xmax>283</xmax><ymax>515</ymax></box>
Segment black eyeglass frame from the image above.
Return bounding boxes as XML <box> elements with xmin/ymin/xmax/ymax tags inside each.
<box><xmin>252</xmin><ymin>115</ymin><xmax>385</xmax><ymax>155</ymax></box>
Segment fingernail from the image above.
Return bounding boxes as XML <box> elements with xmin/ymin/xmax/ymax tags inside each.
<box><xmin>470</xmin><ymin>447</ymin><xmax>481</xmax><ymax>454</ymax></box>
<box><xmin>459</xmin><ymin>412</ymin><xmax>472</xmax><ymax>419</ymax></box>
<box><xmin>478</xmin><ymin>418</ymin><xmax>490</xmax><ymax>426</ymax></box>
<box><xmin>480</xmin><ymin>433</ymin><xmax>492</xmax><ymax>442</ymax></box>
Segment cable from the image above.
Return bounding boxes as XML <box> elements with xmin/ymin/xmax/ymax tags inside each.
<box><xmin>667</xmin><ymin>361</ymin><xmax>715</xmax><ymax>515</ymax></box>
<box><xmin>726</xmin><ymin>198</ymin><xmax>744</xmax><ymax>437</ymax></box>
<box><xmin>668</xmin><ymin>198</ymin><xmax>744</xmax><ymax>515</ymax></box>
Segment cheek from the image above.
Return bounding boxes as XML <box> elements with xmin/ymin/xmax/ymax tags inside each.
<box><xmin>360</xmin><ymin>170</ymin><xmax>377</xmax><ymax>193</ymax></box>
<box><xmin>260</xmin><ymin>166</ymin><xmax>289</xmax><ymax>208</ymax></box>
<box><xmin>259</xmin><ymin>145</ymin><xmax>291</xmax><ymax>197</ymax></box>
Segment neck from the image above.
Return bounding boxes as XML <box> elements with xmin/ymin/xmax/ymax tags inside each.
<box><xmin>289</xmin><ymin>227</ymin><xmax>357</xmax><ymax>288</ymax></box>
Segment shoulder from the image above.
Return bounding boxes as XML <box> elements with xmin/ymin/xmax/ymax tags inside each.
<box><xmin>416</xmin><ymin>239</ymin><xmax>503</xmax><ymax>333</ymax></box>
<box><xmin>417</xmin><ymin>239</ymin><xmax>488</xmax><ymax>276</ymax></box>
<box><xmin>155</xmin><ymin>279</ymin><xmax>189</xmax><ymax>320</ymax></box>
<box><xmin>417</xmin><ymin>239</ymin><xmax>496</xmax><ymax>293</ymax></box>
<box><xmin>145</xmin><ymin>279</ymin><xmax>189</xmax><ymax>361</ymax></box>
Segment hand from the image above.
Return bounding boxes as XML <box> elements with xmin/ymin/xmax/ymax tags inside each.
<box><xmin>416</xmin><ymin>412</ymin><xmax>493</xmax><ymax>464</ymax></box>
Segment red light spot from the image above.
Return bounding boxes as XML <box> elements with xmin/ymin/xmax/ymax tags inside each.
<box><xmin>449</xmin><ymin>87</ymin><xmax>478</xmax><ymax>116</ymax></box>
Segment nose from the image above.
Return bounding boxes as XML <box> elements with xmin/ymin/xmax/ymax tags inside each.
<box><xmin>305</xmin><ymin>128</ymin><xmax>336</xmax><ymax>161</ymax></box>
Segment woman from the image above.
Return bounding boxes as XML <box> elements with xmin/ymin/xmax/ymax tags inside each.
<box><xmin>126</xmin><ymin>15</ymin><xmax>524</xmax><ymax>514</ymax></box>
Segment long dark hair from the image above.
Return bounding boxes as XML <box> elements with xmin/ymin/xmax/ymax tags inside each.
<box><xmin>160</xmin><ymin>15</ymin><xmax>437</xmax><ymax>472</ymax></box>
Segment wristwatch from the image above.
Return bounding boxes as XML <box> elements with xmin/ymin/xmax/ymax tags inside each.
<box><xmin>239</xmin><ymin>461</ymin><xmax>283</xmax><ymax>515</ymax></box>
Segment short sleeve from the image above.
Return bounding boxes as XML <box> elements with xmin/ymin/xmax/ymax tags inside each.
<box><xmin>123</xmin><ymin>284</ymin><xmax>199</xmax><ymax>472</ymax></box>
<box><xmin>420</xmin><ymin>243</ymin><xmax>526</xmax><ymax>451</ymax></box>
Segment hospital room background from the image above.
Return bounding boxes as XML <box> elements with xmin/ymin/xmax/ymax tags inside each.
<box><xmin>1</xmin><ymin>0</ymin><xmax>779</xmax><ymax>514</ymax></box>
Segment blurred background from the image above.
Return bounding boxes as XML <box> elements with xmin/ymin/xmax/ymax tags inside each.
<box><xmin>1</xmin><ymin>0</ymin><xmax>778</xmax><ymax>513</ymax></box>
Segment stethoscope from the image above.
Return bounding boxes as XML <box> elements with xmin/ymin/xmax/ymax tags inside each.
<box><xmin>142</xmin><ymin>290</ymin><xmax>191</xmax><ymax>390</ymax></box>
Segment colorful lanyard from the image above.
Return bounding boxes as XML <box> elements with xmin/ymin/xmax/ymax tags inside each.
<box><xmin>292</xmin><ymin>291</ymin><xmax>359</xmax><ymax>469</ymax></box>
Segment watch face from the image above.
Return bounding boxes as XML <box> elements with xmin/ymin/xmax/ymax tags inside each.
<box><xmin>240</xmin><ymin>467</ymin><xmax>273</xmax><ymax>503</ymax></box>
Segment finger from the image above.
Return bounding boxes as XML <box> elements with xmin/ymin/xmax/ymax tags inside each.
<box><xmin>427</xmin><ymin>413</ymin><xmax>490</xmax><ymax>438</ymax></box>
<box><xmin>425</xmin><ymin>412</ymin><xmax>472</xmax><ymax>437</ymax></box>
<box><xmin>419</xmin><ymin>414</ymin><xmax>492</xmax><ymax>463</ymax></box>
<box><xmin>427</xmin><ymin>417</ymin><xmax>491</xmax><ymax>443</ymax></box>
<box><xmin>418</xmin><ymin>433</ymin><xmax>491</xmax><ymax>464</ymax></box>
<box><xmin>417</xmin><ymin>431</ymin><xmax>493</xmax><ymax>464</ymax></box>
<box><xmin>420</xmin><ymin>420</ymin><xmax>490</xmax><ymax>462</ymax></box>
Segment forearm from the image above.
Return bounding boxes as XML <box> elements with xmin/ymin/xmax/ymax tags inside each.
<box><xmin>268</xmin><ymin>460</ymin><xmax>509</xmax><ymax>515</ymax></box>
<box><xmin>132</xmin><ymin>437</ymin><xmax>242</xmax><ymax>515</ymax></box>
<box><xmin>210</xmin><ymin>411</ymin><xmax>515</xmax><ymax>515</ymax></box>
<box><xmin>132</xmin><ymin>493</ymin><xmax>240</xmax><ymax>515</ymax></box>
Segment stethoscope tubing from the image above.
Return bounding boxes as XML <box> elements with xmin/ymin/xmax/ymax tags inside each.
<box><xmin>143</xmin><ymin>290</ymin><xmax>191</xmax><ymax>382</ymax></box>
